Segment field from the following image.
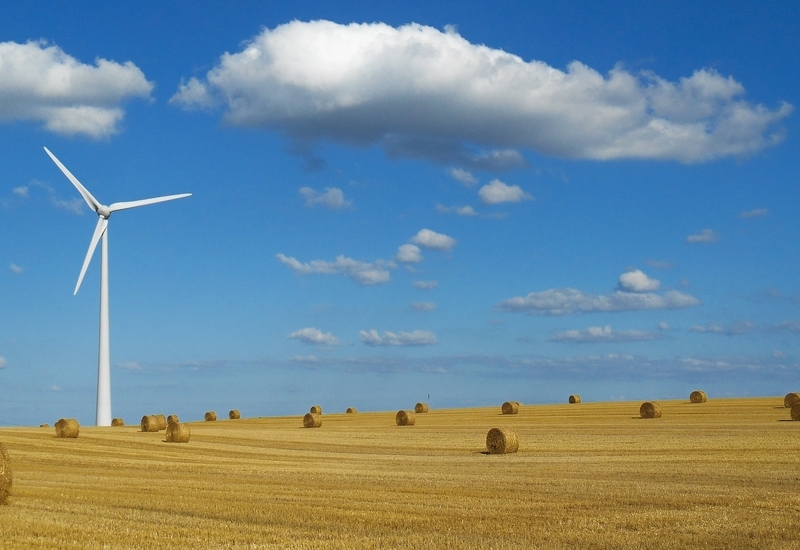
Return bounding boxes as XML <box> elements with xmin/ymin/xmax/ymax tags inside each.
<box><xmin>1</xmin><ymin>397</ymin><xmax>799</xmax><ymax>549</ymax></box>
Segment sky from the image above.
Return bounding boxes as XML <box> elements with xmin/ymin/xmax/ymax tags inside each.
<box><xmin>1</xmin><ymin>1</ymin><xmax>799</xmax><ymax>426</ymax></box>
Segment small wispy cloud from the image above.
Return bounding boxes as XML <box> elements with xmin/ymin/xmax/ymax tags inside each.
<box><xmin>686</xmin><ymin>229</ymin><xmax>719</xmax><ymax>243</ymax></box>
<box><xmin>548</xmin><ymin>325</ymin><xmax>660</xmax><ymax>343</ymax></box>
<box><xmin>411</xmin><ymin>229</ymin><xmax>456</xmax><ymax>251</ymax></box>
<box><xmin>740</xmin><ymin>208</ymin><xmax>768</xmax><ymax>219</ymax></box>
<box><xmin>118</xmin><ymin>362</ymin><xmax>143</xmax><ymax>371</ymax></box>
<box><xmin>359</xmin><ymin>329</ymin><xmax>438</xmax><ymax>346</ymax></box>
<box><xmin>276</xmin><ymin>253</ymin><xmax>392</xmax><ymax>285</ymax></box>
<box><xmin>9</xmin><ymin>263</ymin><xmax>23</xmax><ymax>274</ymax></box>
<box><xmin>0</xmin><ymin>357</ymin><xmax>7</xmax><ymax>369</ymax></box>
<box><xmin>414</xmin><ymin>280</ymin><xmax>438</xmax><ymax>290</ymax></box>
<box><xmin>411</xmin><ymin>301</ymin><xmax>437</xmax><ymax>312</ymax></box>
<box><xmin>436</xmin><ymin>204</ymin><xmax>478</xmax><ymax>216</ymax></box>
<box><xmin>288</xmin><ymin>327</ymin><xmax>340</xmax><ymax>346</ymax></box>
<box><xmin>12</xmin><ymin>186</ymin><xmax>28</xmax><ymax>198</ymax></box>
<box><xmin>689</xmin><ymin>321</ymin><xmax>757</xmax><ymax>336</ymax></box>
<box><xmin>645</xmin><ymin>259</ymin><xmax>674</xmax><ymax>270</ymax></box>
<box><xmin>448</xmin><ymin>167</ymin><xmax>478</xmax><ymax>187</ymax></box>
<box><xmin>299</xmin><ymin>186</ymin><xmax>352</xmax><ymax>209</ymax></box>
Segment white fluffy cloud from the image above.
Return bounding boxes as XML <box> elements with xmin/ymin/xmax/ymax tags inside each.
<box><xmin>436</xmin><ymin>204</ymin><xmax>478</xmax><ymax>217</ymax></box>
<box><xmin>498</xmin><ymin>288</ymin><xmax>699</xmax><ymax>315</ymax></box>
<box><xmin>548</xmin><ymin>325</ymin><xmax>659</xmax><ymax>343</ymax></box>
<box><xmin>0</xmin><ymin>40</ymin><xmax>153</xmax><ymax>138</ymax></box>
<box><xmin>359</xmin><ymin>329</ymin><xmax>438</xmax><ymax>346</ymax></box>
<box><xmin>299</xmin><ymin>186</ymin><xmax>352</xmax><ymax>209</ymax></box>
<box><xmin>448</xmin><ymin>168</ymin><xmax>478</xmax><ymax>186</ymax></box>
<box><xmin>617</xmin><ymin>269</ymin><xmax>660</xmax><ymax>292</ymax></box>
<box><xmin>289</xmin><ymin>327</ymin><xmax>340</xmax><ymax>346</ymax></box>
<box><xmin>171</xmin><ymin>20</ymin><xmax>791</xmax><ymax>164</ymax></box>
<box><xmin>687</xmin><ymin>229</ymin><xmax>719</xmax><ymax>243</ymax></box>
<box><xmin>740</xmin><ymin>208</ymin><xmax>768</xmax><ymax>219</ymax></box>
<box><xmin>276</xmin><ymin>253</ymin><xmax>392</xmax><ymax>285</ymax></box>
<box><xmin>395</xmin><ymin>244</ymin><xmax>422</xmax><ymax>263</ymax></box>
<box><xmin>478</xmin><ymin>179</ymin><xmax>532</xmax><ymax>204</ymax></box>
<box><xmin>411</xmin><ymin>229</ymin><xmax>456</xmax><ymax>251</ymax></box>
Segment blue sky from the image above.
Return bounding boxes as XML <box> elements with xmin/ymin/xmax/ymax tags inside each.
<box><xmin>1</xmin><ymin>1</ymin><xmax>798</xmax><ymax>426</ymax></box>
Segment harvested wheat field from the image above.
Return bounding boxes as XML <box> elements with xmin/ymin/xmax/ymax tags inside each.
<box><xmin>0</xmin><ymin>397</ymin><xmax>799</xmax><ymax>549</ymax></box>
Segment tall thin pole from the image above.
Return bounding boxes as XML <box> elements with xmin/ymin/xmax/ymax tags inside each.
<box><xmin>96</xmin><ymin>227</ymin><xmax>111</xmax><ymax>426</ymax></box>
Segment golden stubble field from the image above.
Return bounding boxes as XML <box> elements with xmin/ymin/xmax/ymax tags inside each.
<box><xmin>1</xmin><ymin>397</ymin><xmax>799</xmax><ymax>549</ymax></box>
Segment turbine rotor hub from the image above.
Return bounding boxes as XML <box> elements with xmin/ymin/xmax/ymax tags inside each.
<box><xmin>97</xmin><ymin>205</ymin><xmax>111</xmax><ymax>219</ymax></box>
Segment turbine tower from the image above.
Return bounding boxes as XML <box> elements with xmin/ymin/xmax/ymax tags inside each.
<box><xmin>44</xmin><ymin>147</ymin><xmax>191</xmax><ymax>426</ymax></box>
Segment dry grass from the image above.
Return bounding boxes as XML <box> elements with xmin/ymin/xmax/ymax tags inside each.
<box><xmin>1</xmin><ymin>397</ymin><xmax>799</xmax><ymax>549</ymax></box>
<box><xmin>0</xmin><ymin>442</ymin><xmax>10</xmax><ymax>505</ymax></box>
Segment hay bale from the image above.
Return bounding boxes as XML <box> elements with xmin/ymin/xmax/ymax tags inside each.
<box><xmin>486</xmin><ymin>427</ymin><xmax>519</xmax><ymax>454</ymax></box>
<box><xmin>346</xmin><ymin>407</ymin><xmax>357</xmax><ymax>414</ymax></box>
<box><xmin>111</xmin><ymin>418</ymin><xmax>124</xmax><ymax>427</ymax></box>
<box><xmin>569</xmin><ymin>395</ymin><xmax>581</xmax><ymax>404</ymax></box>
<box><xmin>229</xmin><ymin>409</ymin><xmax>240</xmax><ymax>420</ymax></box>
<box><xmin>690</xmin><ymin>390</ymin><xmax>707</xmax><ymax>403</ymax></box>
<box><xmin>167</xmin><ymin>414</ymin><xmax>179</xmax><ymax>425</ymax></box>
<box><xmin>153</xmin><ymin>414</ymin><xmax>167</xmax><ymax>430</ymax></box>
<box><xmin>640</xmin><ymin>402</ymin><xmax>662</xmax><ymax>419</ymax></box>
<box><xmin>165</xmin><ymin>422</ymin><xmax>190</xmax><ymax>443</ymax></box>
<box><xmin>791</xmin><ymin>403</ymin><xmax>800</xmax><ymax>422</ymax></box>
<box><xmin>414</xmin><ymin>402</ymin><xmax>429</xmax><ymax>413</ymax></box>
<box><xmin>303</xmin><ymin>412</ymin><xmax>322</xmax><ymax>428</ymax></box>
<box><xmin>309</xmin><ymin>405</ymin><xmax>322</xmax><ymax>415</ymax></box>
<box><xmin>501</xmin><ymin>401</ymin><xmax>519</xmax><ymax>415</ymax></box>
<box><xmin>140</xmin><ymin>415</ymin><xmax>160</xmax><ymax>432</ymax></box>
<box><xmin>204</xmin><ymin>411</ymin><xmax>217</xmax><ymax>421</ymax></box>
<box><xmin>0</xmin><ymin>442</ymin><xmax>11</xmax><ymax>505</ymax></box>
<box><xmin>39</xmin><ymin>424</ymin><xmax>49</xmax><ymax>428</ymax></box>
<box><xmin>784</xmin><ymin>392</ymin><xmax>800</xmax><ymax>408</ymax></box>
<box><xmin>55</xmin><ymin>418</ymin><xmax>79</xmax><ymax>438</ymax></box>
<box><xmin>395</xmin><ymin>410</ymin><xmax>416</xmax><ymax>426</ymax></box>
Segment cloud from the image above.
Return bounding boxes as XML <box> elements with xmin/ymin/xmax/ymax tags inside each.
<box><xmin>9</xmin><ymin>263</ymin><xmax>22</xmax><ymax>274</ymax></box>
<box><xmin>12</xmin><ymin>186</ymin><xmax>28</xmax><ymax>198</ymax></box>
<box><xmin>170</xmin><ymin>20</ymin><xmax>792</xmax><ymax>165</ymax></box>
<box><xmin>498</xmin><ymin>288</ymin><xmax>700</xmax><ymax>315</ymax></box>
<box><xmin>299</xmin><ymin>186</ymin><xmax>352</xmax><ymax>209</ymax></box>
<box><xmin>645</xmin><ymin>259</ymin><xmax>674</xmax><ymax>270</ymax></box>
<box><xmin>47</xmin><ymin>385</ymin><xmax>61</xmax><ymax>392</ymax></box>
<box><xmin>773</xmin><ymin>321</ymin><xmax>800</xmax><ymax>334</ymax></box>
<box><xmin>414</xmin><ymin>280</ymin><xmax>438</xmax><ymax>290</ymax></box>
<box><xmin>448</xmin><ymin>168</ymin><xmax>478</xmax><ymax>186</ymax></box>
<box><xmin>689</xmin><ymin>321</ymin><xmax>757</xmax><ymax>335</ymax></box>
<box><xmin>436</xmin><ymin>204</ymin><xmax>478</xmax><ymax>217</ymax></box>
<box><xmin>0</xmin><ymin>356</ymin><xmax>6</xmax><ymax>368</ymax></box>
<box><xmin>478</xmin><ymin>179</ymin><xmax>532</xmax><ymax>205</ymax></box>
<box><xmin>359</xmin><ymin>329</ymin><xmax>438</xmax><ymax>346</ymax></box>
<box><xmin>657</xmin><ymin>322</ymin><xmax>670</xmax><ymax>331</ymax></box>
<box><xmin>687</xmin><ymin>229</ymin><xmax>719</xmax><ymax>243</ymax></box>
<box><xmin>395</xmin><ymin>244</ymin><xmax>422</xmax><ymax>263</ymax></box>
<box><xmin>740</xmin><ymin>208</ymin><xmax>768</xmax><ymax>218</ymax></box>
<box><xmin>289</xmin><ymin>327</ymin><xmax>340</xmax><ymax>346</ymax></box>
<box><xmin>548</xmin><ymin>325</ymin><xmax>660</xmax><ymax>343</ymax></box>
<box><xmin>0</xmin><ymin>40</ymin><xmax>153</xmax><ymax>138</ymax></box>
<box><xmin>411</xmin><ymin>301</ymin><xmax>436</xmax><ymax>312</ymax></box>
<box><xmin>276</xmin><ymin>253</ymin><xmax>392</xmax><ymax>285</ymax></box>
<box><xmin>118</xmin><ymin>362</ymin><xmax>143</xmax><ymax>371</ymax></box>
<box><xmin>617</xmin><ymin>269</ymin><xmax>660</xmax><ymax>292</ymax></box>
<box><xmin>411</xmin><ymin>229</ymin><xmax>456</xmax><ymax>251</ymax></box>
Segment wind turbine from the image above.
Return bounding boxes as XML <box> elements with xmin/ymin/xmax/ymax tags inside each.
<box><xmin>44</xmin><ymin>147</ymin><xmax>191</xmax><ymax>426</ymax></box>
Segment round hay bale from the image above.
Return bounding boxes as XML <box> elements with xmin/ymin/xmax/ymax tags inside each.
<box><xmin>501</xmin><ymin>401</ymin><xmax>519</xmax><ymax>415</ymax></box>
<box><xmin>229</xmin><ymin>409</ymin><xmax>240</xmax><ymax>420</ymax></box>
<box><xmin>165</xmin><ymin>422</ymin><xmax>190</xmax><ymax>443</ymax></box>
<box><xmin>791</xmin><ymin>403</ymin><xmax>800</xmax><ymax>422</ymax></box>
<box><xmin>486</xmin><ymin>427</ymin><xmax>519</xmax><ymax>454</ymax></box>
<box><xmin>140</xmin><ymin>415</ymin><xmax>160</xmax><ymax>432</ymax></box>
<box><xmin>690</xmin><ymin>390</ymin><xmax>707</xmax><ymax>403</ymax></box>
<box><xmin>395</xmin><ymin>410</ymin><xmax>416</xmax><ymax>426</ymax></box>
<box><xmin>55</xmin><ymin>418</ymin><xmax>79</xmax><ymax>438</ymax></box>
<box><xmin>111</xmin><ymin>418</ymin><xmax>124</xmax><ymax>427</ymax></box>
<box><xmin>303</xmin><ymin>412</ymin><xmax>322</xmax><ymax>428</ymax></box>
<box><xmin>309</xmin><ymin>405</ymin><xmax>322</xmax><ymax>415</ymax></box>
<box><xmin>784</xmin><ymin>392</ymin><xmax>800</xmax><ymax>408</ymax></box>
<box><xmin>640</xmin><ymin>402</ymin><xmax>662</xmax><ymax>419</ymax></box>
<box><xmin>0</xmin><ymin>442</ymin><xmax>11</xmax><ymax>505</ymax></box>
<box><xmin>204</xmin><ymin>411</ymin><xmax>217</xmax><ymax>421</ymax></box>
<box><xmin>346</xmin><ymin>407</ymin><xmax>357</xmax><ymax>414</ymax></box>
<box><xmin>569</xmin><ymin>395</ymin><xmax>581</xmax><ymax>404</ymax></box>
<box><xmin>153</xmin><ymin>414</ymin><xmax>167</xmax><ymax>430</ymax></box>
<box><xmin>414</xmin><ymin>402</ymin><xmax>429</xmax><ymax>413</ymax></box>
<box><xmin>167</xmin><ymin>414</ymin><xmax>179</xmax><ymax>425</ymax></box>
<box><xmin>39</xmin><ymin>424</ymin><xmax>49</xmax><ymax>428</ymax></box>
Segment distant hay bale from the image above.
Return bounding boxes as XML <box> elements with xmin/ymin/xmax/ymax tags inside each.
<box><xmin>501</xmin><ymin>401</ymin><xmax>520</xmax><ymax>415</ymax></box>
<box><xmin>0</xmin><ymin>442</ymin><xmax>11</xmax><ymax>505</ymax></box>
<box><xmin>395</xmin><ymin>410</ymin><xmax>416</xmax><ymax>426</ymax></box>
<box><xmin>303</xmin><ymin>412</ymin><xmax>322</xmax><ymax>428</ymax></box>
<box><xmin>784</xmin><ymin>393</ymin><xmax>800</xmax><ymax>408</ymax></box>
<box><xmin>165</xmin><ymin>422</ymin><xmax>190</xmax><ymax>443</ymax></box>
<box><xmin>690</xmin><ymin>390</ymin><xmax>708</xmax><ymax>403</ymax></box>
<box><xmin>792</xmin><ymin>403</ymin><xmax>800</xmax><ymax>422</ymax></box>
<box><xmin>204</xmin><ymin>411</ymin><xmax>217</xmax><ymax>421</ymax></box>
<box><xmin>346</xmin><ymin>407</ymin><xmax>357</xmax><ymax>414</ymax></box>
<box><xmin>39</xmin><ymin>424</ymin><xmax>49</xmax><ymax>428</ymax></box>
<box><xmin>154</xmin><ymin>414</ymin><xmax>167</xmax><ymax>430</ymax></box>
<box><xmin>640</xmin><ymin>402</ymin><xmax>663</xmax><ymax>419</ymax></box>
<box><xmin>167</xmin><ymin>415</ymin><xmax>179</xmax><ymax>425</ymax></box>
<box><xmin>309</xmin><ymin>405</ymin><xmax>322</xmax><ymax>415</ymax></box>
<box><xmin>414</xmin><ymin>402</ymin><xmax>429</xmax><ymax>413</ymax></box>
<box><xmin>229</xmin><ymin>409</ymin><xmax>240</xmax><ymax>420</ymax></box>
<box><xmin>569</xmin><ymin>395</ymin><xmax>581</xmax><ymax>404</ymax></box>
<box><xmin>140</xmin><ymin>415</ymin><xmax>160</xmax><ymax>432</ymax></box>
<box><xmin>55</xmin><ymin>418</ymin><xmax>79</xmax><ymax>438</ymax></box>
<box><xmin>111</xmin><ymin>418</ymin><xmax>124</xmax><ymax>427</ymax></box>
<box><xmin>486</xmin><ymin>427</ymin><xmax>519</xmax><ymax>454</ymax></box>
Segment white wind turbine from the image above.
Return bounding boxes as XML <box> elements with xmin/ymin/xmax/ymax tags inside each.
<box><xmin>44</xmin><ymin>147</ymin><xmax>191</xmax><ymax>426</ymax></box>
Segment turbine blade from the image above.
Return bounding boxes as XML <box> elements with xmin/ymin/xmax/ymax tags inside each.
<box><xmin>43</xmin><ymin>147</ymin><xmax>101</xmax><ymax>212</ymax></box>
<box><xmin>75</xmin><ymin>217</ymin><xmax>108</xmax><ymax>295</ymax></box>
<box><xmin>109</xmin><ymin>193</ymin><xmax>191</xmax><ymax>213</ymax></box>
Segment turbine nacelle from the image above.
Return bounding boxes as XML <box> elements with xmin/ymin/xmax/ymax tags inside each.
<box><xmin>97</xmin><ymin>205</ymin><xmax>112</xmax><ymax>219</ymax></box>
